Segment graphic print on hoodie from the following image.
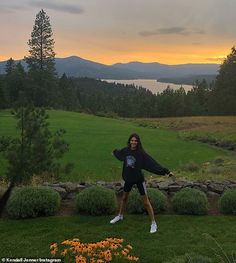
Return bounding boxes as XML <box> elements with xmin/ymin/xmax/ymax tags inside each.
<box><xmin>126</xmin><ymin>155</ymin><xmax>136</xmax><ymax>168</ymax></box>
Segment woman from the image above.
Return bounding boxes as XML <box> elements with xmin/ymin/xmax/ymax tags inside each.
<box><xmin>110</xmin><ymin>133</ymin><xmax>174</xmax><ymax>233</ymax></box>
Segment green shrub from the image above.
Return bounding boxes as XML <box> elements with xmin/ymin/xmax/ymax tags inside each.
<box><xmin>164</xmin><ymin>253</ymin><xmax>212</xmax><ymax>263</ymax></box>
<box><xmin>7</xmin><ymin>186</ymin><xmax>61</xmax><ymax>219</ymax></box>
<box><xmin>76</xmin><ymin>186</ymin><xmax>116</xmax><ymax>216</ymax></box>
<box><xmin>127</xmin><ymin>188</ymin><xmax>167</xmax><ymax>214</ymax></box>
<box><xmin>172</xmin><ymin>188</ymin><xmax>208</xmax><ymax>215</ymax></box>
<box><xmin>219</xmin><ymin>189</ymin><xmax>236</xmax><ymax>215</ymax></box>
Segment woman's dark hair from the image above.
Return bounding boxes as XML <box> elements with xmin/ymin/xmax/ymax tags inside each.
<box><xmin>127</xmin><ymin>133</ymin><xmax>144</xmax><ymax>151</ymax></box>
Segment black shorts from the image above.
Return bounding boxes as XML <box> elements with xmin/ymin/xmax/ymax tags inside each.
<box><xmin>123</xmin><ymin>181</ymin><xmax>147</xmax><ymax>196</ymax></box>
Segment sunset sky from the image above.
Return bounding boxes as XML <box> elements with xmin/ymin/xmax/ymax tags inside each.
<box><xmin>1</xmin><ymin>0</ymin><xmax>236</xmax><ymax>65</ymax></box>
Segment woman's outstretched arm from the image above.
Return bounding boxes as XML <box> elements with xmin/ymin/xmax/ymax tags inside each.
<box><xmin>143</xmin><ymin>151</ymin><xmax>171</xmax><ymax>175</ymax></box>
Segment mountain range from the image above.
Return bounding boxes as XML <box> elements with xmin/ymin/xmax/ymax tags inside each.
<box><xmin>0</xmin><ymin>56</ymin><xmax>220</xmax><ymax>81</ymax></box>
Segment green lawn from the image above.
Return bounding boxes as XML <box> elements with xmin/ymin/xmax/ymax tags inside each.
<box><xmin>0</xmin><ymin>110</ymin><xmax>229</xmax><ymax>182</ymax></box>
<box><xmin>0</xmin><ymin>215</ymin><xmax>235</xmax><ymax>262</ymax></box>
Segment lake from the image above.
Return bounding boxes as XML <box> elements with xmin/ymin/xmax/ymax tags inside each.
<box><xmin>103</xmin><ymin>79</ymin><xmax>193</xmax><ymax>94</ymax></box>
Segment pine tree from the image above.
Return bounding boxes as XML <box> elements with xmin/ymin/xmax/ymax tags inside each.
<box><xmin>0</xmin><ymin>105</ymin><xmax>71</xmax><ymax>216</ymax></box>
<box><xmin>25</xmin><ymin>9</ymin><xmax>58</xmax><ymax>107</ymax></box>
<box><xmin>213</xmin><ymin>46</ymin><xmax>236</xmax><ymax>115</ymax></box>
<box><xmin>25</xmin><ymin>9</ymin><xmax>56</xmax><ymax>73</ymax></box>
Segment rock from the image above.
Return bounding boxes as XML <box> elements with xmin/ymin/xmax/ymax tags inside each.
<box><xmin>176</xmin><ymin>180</ymin><xmax>193</xmax><ymax>187</ymax></box>
<box><xmin>63</xmin><ymin>182</ymin><xmax>78</xmax><ymax>192</ymax></box>
<box><xmin>168</xmin><ymin>185</ymin><xmax>182</xmax><ymax>192</ymax></box>
<box><xmin>97</xmin><ymin>181</ymin><xmax>106</xmax><ymax>186</ymax></box>
<box><xmin>147</xmin><ymin>181</ymin><xmax>159</xmax><ymax>188</ymax></box>
<box><xmin>41</xmin><ymin>179</ymin><xmax>236</xmax><ymax>201</ymax></box>
<box><xmin>228</xmin><ymin>184</ymin><xmax>236</xmax><ymax>189</ymax></box>
<box><xmin>157</xmin><ymin>181</ymin><xmax>170</xmax><ymax>190</ymax></box>
<box><xmin>193</xmin><ymin>183</ymin><xmax>208</xmax><ymax>192</ymax></box>
<box><xmin>207</xmin><ymin>183</ymin><xmax>225</xmax><ymax>194</ymax></box>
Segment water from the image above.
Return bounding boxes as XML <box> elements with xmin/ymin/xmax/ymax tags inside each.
<box><xmin>103</xmin><ymin>79</ymin><xmax>193</xmax><ymax>94</ymax></box>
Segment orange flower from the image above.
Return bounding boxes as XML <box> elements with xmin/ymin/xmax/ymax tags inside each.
<box><xmin>61</xmin><ymin>239</ymin><xmax>71</xmax><ymax>245</ymax></box>
<box><xmin>50</xmin><ymin>243</ymin><xmax>58</xmax><ymax>250</ymax></box>
<box><xmin>103</xmin><ymin>250</ymin><xmax>112</xmax><ymax>261</ymax></box>
<box><xmin>61</xmin><ymin>249</ymin><xmax>68</xmax><ymax>256</ymax></box>
<box><xmin>127</xmin><ymin>244</ymin><xmax>133</xmax><ymax>250</ymax></box>
<box><xmin>72</xmin><ymin>241</ymin><xmax>81</xmax><ymax>247</ymax></box>
<box><xmin>50</xmin><ymin>249</ymin><xmax>57</xmax><ymax>257</ymax></box>
<box><xmin>75</xmin><ymin>255</ymin><xmax>87</xmax><ymax>263</ymax></box>
<box><xmin>74</xmin><ymin>244</ymin><xmax>84</xmax><ymax>253</ymax></box>
<box><xmin>126</xmin><ymin>255</ymin><xmax>139</xmax><ymax>261</ymax></box>
<box><xmin>50</xmin><ymin>236</ymin><xmax>138</xmax><ymax>262</ymax></box>
<box><xmin>109</xmin><ymin>243</ymin><xmax>119</xmax><ymax>250</ymax></box>
<box><xmin>121</xmin><ymin>248</ymin><xmax>129</xmax><ymax>256</ymax></box>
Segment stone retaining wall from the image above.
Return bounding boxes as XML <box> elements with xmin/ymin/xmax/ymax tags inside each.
<box><xmin>43</xmin><ymin>179</ymin><xmax>236</xmax><ymax>200</ymax></box>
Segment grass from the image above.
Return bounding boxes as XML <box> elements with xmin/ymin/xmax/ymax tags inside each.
<box><xmin>133</xmin><ymin>116</ymin><xmax>236</xmax><ymax>142</ymax></box>
<box><xmin>0</xmin><ymin>110</ymin><xmax>230</xmax><ymax>182</ymax></box>
<box><xmin>1</xmin><ymin>112</ymin><xmax>236</xmax><ymax>262</ymax></box>
<box><xmin>174</xmin><ymin>155</ymin><xmax>236</xmax><ymax>181</ymax></box>
<box><xmin>0</xmin><ymin>215</ymin><xmax>236</xmax><ymax>262</ymax></box>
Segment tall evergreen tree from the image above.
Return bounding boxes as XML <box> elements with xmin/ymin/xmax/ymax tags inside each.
<box><xmin>213</xmin><ymin>46</ymin><xmax>236</xmax><ymax>115</ymax></box>
<box><xmin>25</xmin><ymin>9</ymin><xmax>58</xmax><ymax>107</ymax></box>
<box><xmin>25</xmin><ymin>9</ymin><xmax>55</xmax><ymax>73</ymax></box>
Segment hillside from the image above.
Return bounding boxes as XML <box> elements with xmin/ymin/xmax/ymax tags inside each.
<box><xmin>0</xmin><ymin>110</ymin><xmax>227</xmax><ymax>182</ymax></box>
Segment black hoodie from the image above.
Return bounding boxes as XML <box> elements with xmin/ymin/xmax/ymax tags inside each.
<box><xmin>113</xmin><ymin>147</ymin><xmax>170</xmax><ymax>183</ymax></box>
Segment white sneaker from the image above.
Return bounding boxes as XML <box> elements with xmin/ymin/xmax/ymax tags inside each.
<box><xmin>110</xmin><ymin>215</ymin><xmax>123</xmax><ymax>224</ymax></box>
<box><xmin>150</xmin><ymin>223</ymin><xmax>158</xmax><ymax>233</ymax></box>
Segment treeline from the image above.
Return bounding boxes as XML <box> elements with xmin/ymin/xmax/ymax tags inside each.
<box><xmin>0</xmin><ymin>64</ymin><xmax>235</xmax><ymax>118</ymax></box>
<box><xmin>1</xmin><ymin>44</ymin><xmax>235</xmax><ymax>118</ymax></box>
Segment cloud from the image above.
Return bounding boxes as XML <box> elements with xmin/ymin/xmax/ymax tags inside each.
<box><xmin>139</xmin><ymin>27</ymin><xmax>205</xmax><ymax>37</ymax></box>
<box><xmin>0</xmin><ymin>3</ymin><xmax>29</xmax><ymax>14</ymax></box>
<box><xmin>30</xmin><ymin>0</ymin><xmax>84</xmax><ymax>14</ymax></box>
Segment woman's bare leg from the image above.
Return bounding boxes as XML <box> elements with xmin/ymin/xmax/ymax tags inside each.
<box><xmin>141</xmin><ymin>194</ymin><xmax>155</xmax><ymax>222</ymax></box>
<box><xmin>119</xmin><ymin>191</ymin><xmax>129</xmax><ymax>215</ymax></box>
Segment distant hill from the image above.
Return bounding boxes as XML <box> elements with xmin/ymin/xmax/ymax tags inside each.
<box><xmin>113</xmin><ymin>61</ymin><xmax>219</xmax><ymax>79</ymax></box>
<box><xmin>0</xmin><ymin>56</ymin><xmax>220</xmax><ymax>80</ymax></box>
<box><xmin>158</xmin><ymin>74</ymin><xmax>217</xmax><ymax>85</ymax></box>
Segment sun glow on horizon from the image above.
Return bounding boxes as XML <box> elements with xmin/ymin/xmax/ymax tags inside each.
<box><xmin>0</xmin><ymin>49</ymin><xmax>227</xmax><ymax>65</ymax></box>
